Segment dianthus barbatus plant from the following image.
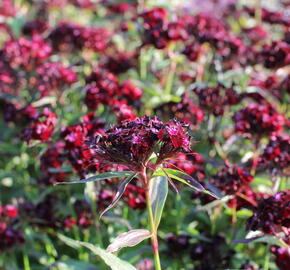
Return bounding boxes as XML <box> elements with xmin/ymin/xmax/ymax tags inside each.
<box><xmin>56</xmin><ymin>116</ymin><xmax>216</xmax><ymax>269</ymax></box>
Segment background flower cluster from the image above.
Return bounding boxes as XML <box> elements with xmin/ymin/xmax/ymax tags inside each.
<box><xmin>0</xmin><ymin>0</ymin><xmax>289</xmax><ymax>269</ymax></box>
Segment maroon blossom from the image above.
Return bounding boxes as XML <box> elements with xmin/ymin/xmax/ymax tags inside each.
<box><xmin>260</xmin><ymin>41</ymin><xmax>290</xmax><ymax>69</ymax></box>
<box><xmin>88</xmin><ymin>116</ymin><xmax>191</xmax><ymax>171</ymax></box>
<box><xmin>166</xmin><ymin>152</ymin><xmax>205</xmax><ymax>180</ymax></box>
<box><xmin>112</xmin><ymin>102</ymin><xmax>137</xmax><ymax>123</ymax></box>
<box><xmin>73</xmin><ymin>200</ymin><xmax>93</xmax><ymax>228</ymax></box>
<box><xmin>233</xmin><ymin>104</ymin><xmax>285</xmax><ymax>138</ymax></box>
<box><xmin>100</xmin><ymin>51</ymin><xmax>137</xmax><ymax>75</ymax></box>
<box><xmin>61</xmin><ymin>124</ymin><xmax>88</xmax><ymax>150</ymax></box>
<box><xmin>85</xmin><ymin>68</ymin><xmax>119</xmax><ymax>110</ymax></box>
<box><xmin>194</xmin><ymin>165</ymin><xmax>256</xmax><ymax>210</ymax></box>
<box><xmin>34</xmin><ymin>62</ymin><xmax>77</xmax><ymax>96</ymax></box>
<box><xmin>2</xmin><ymin>37</ymin><xmax>52</xmax><ymax>69</ymax></box>
<box><xmin>22</xmin><ymin>19</ymin><xmax>49</xmax><ymax>36</ymax></box>
<box><xmin>22</xmin><ymin>108</ymin><xmax>57</xmax><ymax>143</ymax></box>
<box><xmin>120</xmin><ymin>80</ymin><xmax>143</xmax><ymax>103</ymax></box>
<box><xmin>194</xmin><ymin>85</ymin><xmax>240</xmax><ymax>116</ymax></box>
<box><xmin>247</xmin><ymin>190</ymin><xmax>290</xmax><ymax>235</ymax></box>
<box><xmin>245</xmin><ymin>7</ymin><xmax>290</xmax><ymax>27</ymax></box>
<box><xmin>0</xmin><ymin>0</ymin><xmax>16</xmax><ymax>17</ymax></box>
<box><xmin>40</xmin><ymin>142</ymin><xmax>66</xmax><ymax>185</ymax></box>
<box><xmin>155</xmin><ymin>93</ymin><xmax>204</xmax><ymax>128</ymax></box>
<box><xmin>271</xmin><ymin>239</ymin><xmax>290</xmax><ymax>270</ymax></box>
<box><xmin>242</xmin><ymin>26</ymin><xmax>268</xmax><ymax>44</ymax></box>
<box><xmin>123</xmin><ymin>184</ymin><xmax>146</xmax><ymax>210</ymax></box>
<box><xmin>258</xmin><ymin>134</ymin><xmax>290</xmax><ymax>176</ymax></box>
<box><xmin>0</xmin><ymin>204</ymin><xmax>24</xmax><ymax>251</ymax></box>
<box><xmin>48</xmin><ymin>22</ymin><xmax>83</xmax><ymax>52</ymax></box>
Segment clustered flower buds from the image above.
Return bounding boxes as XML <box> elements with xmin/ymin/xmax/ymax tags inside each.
<box><xmin>88</xmin><ymin>116</ymin><xmax>191</xmax><ymax>170</ymax></box>
<box><xmin>21</xmin><ymin>108</ymin><xmax>57</xmax><ymax>143</ymax></box>
<box><xmin>233</xmin><ymin>104</ymin><xmax>285</xmax><ymax>138</ymax></box>
<box><xmin>0</xmin><ymin>204</ymin><xmax>24</xmax><ymax>251</ymax></box>
<box><xmin>247</xmin><ymin>190</ymin><xmax>290</xmax><ymax>235</ymax></box>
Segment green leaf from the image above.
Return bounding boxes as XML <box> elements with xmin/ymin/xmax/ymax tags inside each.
<box><xmin>58</xmin><ymin>234</ymin><xmax>137</xmax><ymax>270</ymax></box>
<box><xmin>100</xmin><ymin>172</ymin><xmax>138</xmax><ymax>218</ymax></box>
<box><xmin>55</xmin><ymin>171</ymin><xmax>134</xmax><ymax>185</ymax></box>
<box><xmin>232</xmin><ymin>234</ymin><xmax>288</xmax><ymax>248</ymax></box>
<box><xmin>154</xmin><ymin>168</ymin><xmax>205</xmax><ymax>191</ymax></box>
<box><xmin>51</xmin><ymin>260</ymin><xmax>98</xmax><ymax>270</ymax></box>
<box><xmin>149</xmin><ymin>176</ymin><xmax>168</xmax><ymax>229</ymax></box>
<box><xmin>106</xmin><ymin>229</ymin><xmax>151</xmax><ymax>253</ymax></box>
<box><xmin>154</xmin><ymin>168</ymin><xmax>221</xmax><ymax>199</ymax></box>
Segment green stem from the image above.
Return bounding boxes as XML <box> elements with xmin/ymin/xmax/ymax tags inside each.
<box><xmin>142</xmin><ymin>168</ymin><xmax>162</xmax><ymax>270</ymax></box>
<box><xmin>146</xmin><ymin>189</ymin><xmax>162</xmax><ymax>270</ymax></box>
<box><xmin>23</xmin><ymin>251</ymin><xmax>30</xmax><ymax>270</ymax></box>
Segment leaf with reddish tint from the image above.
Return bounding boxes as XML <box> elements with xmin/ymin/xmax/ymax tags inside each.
<box><xmin>100</xmin><ymin>172</ymin><xmax>138</xmax><ymax>218</ymax></box>
<box><xmin>58</xmin><ymin>233</ymin><xmax>137</xmax><ymax>270</ymax></box>
<box><xmin>106</xmin><ymin>229</ymin><xmax>151</xmax><ymax>253</ymax></box>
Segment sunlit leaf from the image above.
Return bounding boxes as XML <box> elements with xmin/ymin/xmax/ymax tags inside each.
<box><xmin>149</xmin><ymin>176</ymin><xmax>168</xmax><ymax>229</ymax></box>
<box><xmin>107</xmin><ymin>229</ymin><xmax>151</xmax><ymax>253</ymax></box>
<box><xmin>58</xmin><ymin>234</ymin><xmax>137</xmax><ymax>270</ymax></box>
<box><xmin>154</xmin><ymin>168</ymin><xmax>205</xmax><ymax>191</ymax></box>
<box><xmin>232</xmin><ymin>234</ymin><xmax>288</xmax><ymax>248</ymax></box>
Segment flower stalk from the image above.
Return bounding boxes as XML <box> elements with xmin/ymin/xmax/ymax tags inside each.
<box><xmin>141</xmin><ymin>167</ymin><xmax>162</xmax><ymax>270</ymax></box>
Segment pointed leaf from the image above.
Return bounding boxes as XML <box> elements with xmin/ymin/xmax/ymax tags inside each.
<box><xmin>107</xmin><ymin>229</ymin><xmax>151</xmax><ymax>253</ymax></box>
<box><xmin>58</xmin><ymin>234</ymin><xmax>137</xmax><ymax>270</ymax></box>
<box><xmin>232</xmin><ymin>234</ymin><xmax>288</xmax><ymax>248</ymax></box>
<box><xmin>100</xmin><ymin>172</ymin><xmax>138</xmax><ymax>218</ymax></box>
<box><xmin>149</xmin><ymin>176</ymin><xmax>168</xmax><ymax>229</ymax></box>
<box><xmin>154</xmin><ymin>168</ymin><xmax>205</xmax><ymax>191</ymax></box>
<box><xmin>55</xmin><ymin>171</ymin><xmax>134</xmax><ymax>185</ymax></box>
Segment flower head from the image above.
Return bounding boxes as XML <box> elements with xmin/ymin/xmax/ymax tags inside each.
<box><xmin>89</xmin><ymin>116</ymin><xmax>191</xmax><ymax>170</ymax></box>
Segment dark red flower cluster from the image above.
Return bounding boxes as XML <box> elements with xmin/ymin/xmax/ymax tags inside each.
<box><xmin>21</xmin><ymin>195</ymin><xmax>63</xmax><ymax>229</ymax></box>
<box><xmin>242</xmin><ymin>26</ymin><xmax>268</xmax><ymax>45</ymax></box>
<box><xmin>88</xmin><ymin>116</ymin><xmax>191</xmax><ymax>170</ymax></box>
<box><xmin>48</xmin><ymin>22</ymin><xmax>110</xmax><ymax>53</ymax></box>
<box><xmin>194</xmin><ymin>85</ymin><xmax>240</xmax><ymax>116</ymax></box>
<box><xmin>0</xmin><ymin>59</ymin><xmax>20</xmax><ymax>95</ymax></box>
<box><xmin>0</xmin><ymin>0</ymin><xmax>15</xmax><ymax>17</ymax></box>
<box><xmin>33</xmin><ymin>62</ymin><xmax>77</xmax><ymax>96</ymax></box>
<box><xmin>140</xmin><ymin>8</ymin><xmax>188</xmax><ymax>49</ymax></box>
<box><xmin>258</xmin><ymin>134</ymin><xmax>290</xmax><ymax>176</ymax></box>
<box><xmin>22</xmin><ymin>108</ymin><xmax>57</xmax><ymax>143</ymax></box>
<box><xmin>85</xmin><ymin>69</ymin><xmax>143</xmax><ymax>111</ymax></box>
<box><xmin>186</xmin><ymin>13</ymin><xmax>246</xmax><ymax>62</ymax></box>
<box><xmin>100</xmin><ymin>51</ymin><xmax>137</xmax><ymax>75</ymax></box>
<box><xmin>260</xmin><ymin>41</ymin><xmax>290</xmax><ymax>69</ymax></box>
<box><xmin>166</xmin><ymin>152</ymin><xmax>205</xmax><ymax>181</ymax></box>
<box><xmin>271</xmin><ymin>238</ymin><xmax>290</xmax><ymax>270</ymax></box>
<box><xmin>155</xmin><ymin>93</ymin><xmax>203</xmax><ymax>128</ymax></box>
<box><xmin>0</xmin><ymin>204</ymin><xmax>24</xmax><ymax>251</ymax></box>
<box><xmin>245</xmin><ymin>7</ymin><xmax>290</xmax><ymax>27</ymax></box>
<box><xmin>56</xmin><ymin>114</ymin><xmax>105</xmax><ymax>176</ymax></box>
<box><xmin>73</xmin><ymin>199</ymin><xmax>93</xmax><ymax>228</ymax></box>
<box><xmin>40</xmin><ymin>142</ymin><xmax>66</xmax><ymax>185</ymax></box>
<box><xmin>233</xmin><ymin>104</ymin><xmax>285</xmax><ymax>138</ymax></box>
<box><xmin>165</xmin><ymin>233</ymin><xmax>191</xmax><ymax>254</ymax></box>
<box><xmin>122</xmin><ymin>184</ymin><xmax>146</xmax><ymax>210</ymax></box>
<box><xmin>248</xmin><ymin>74</ymin><xmax>290</xmax><ymax>102</ymax></box>
<box><xmin>105</xmin><ymin>2</ymin><xmax>136</xmax><ymax>14</ymax></box>
<box><xmin>2</xmin><ymin>37</ymin><xmax>52</xmax><ymax>69</ymax></box>
<box><xmin>207</xmin><ymin>165</ymin><xmax>255</xmax><ymax>209</ymax></box>
<box><xmin>190</xmin><ymin>233</ymin><xmax>235</xmax><ymax>270</ymax></box>
<box><xmin>22</xmin><ymin>19</ymin><xmax>49</xmax><ymax>36</ymax></box>
<box><xmin>247</xmin><ymin>190</ymin><xmax>290</xmax><ymax>234</ymax></box>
